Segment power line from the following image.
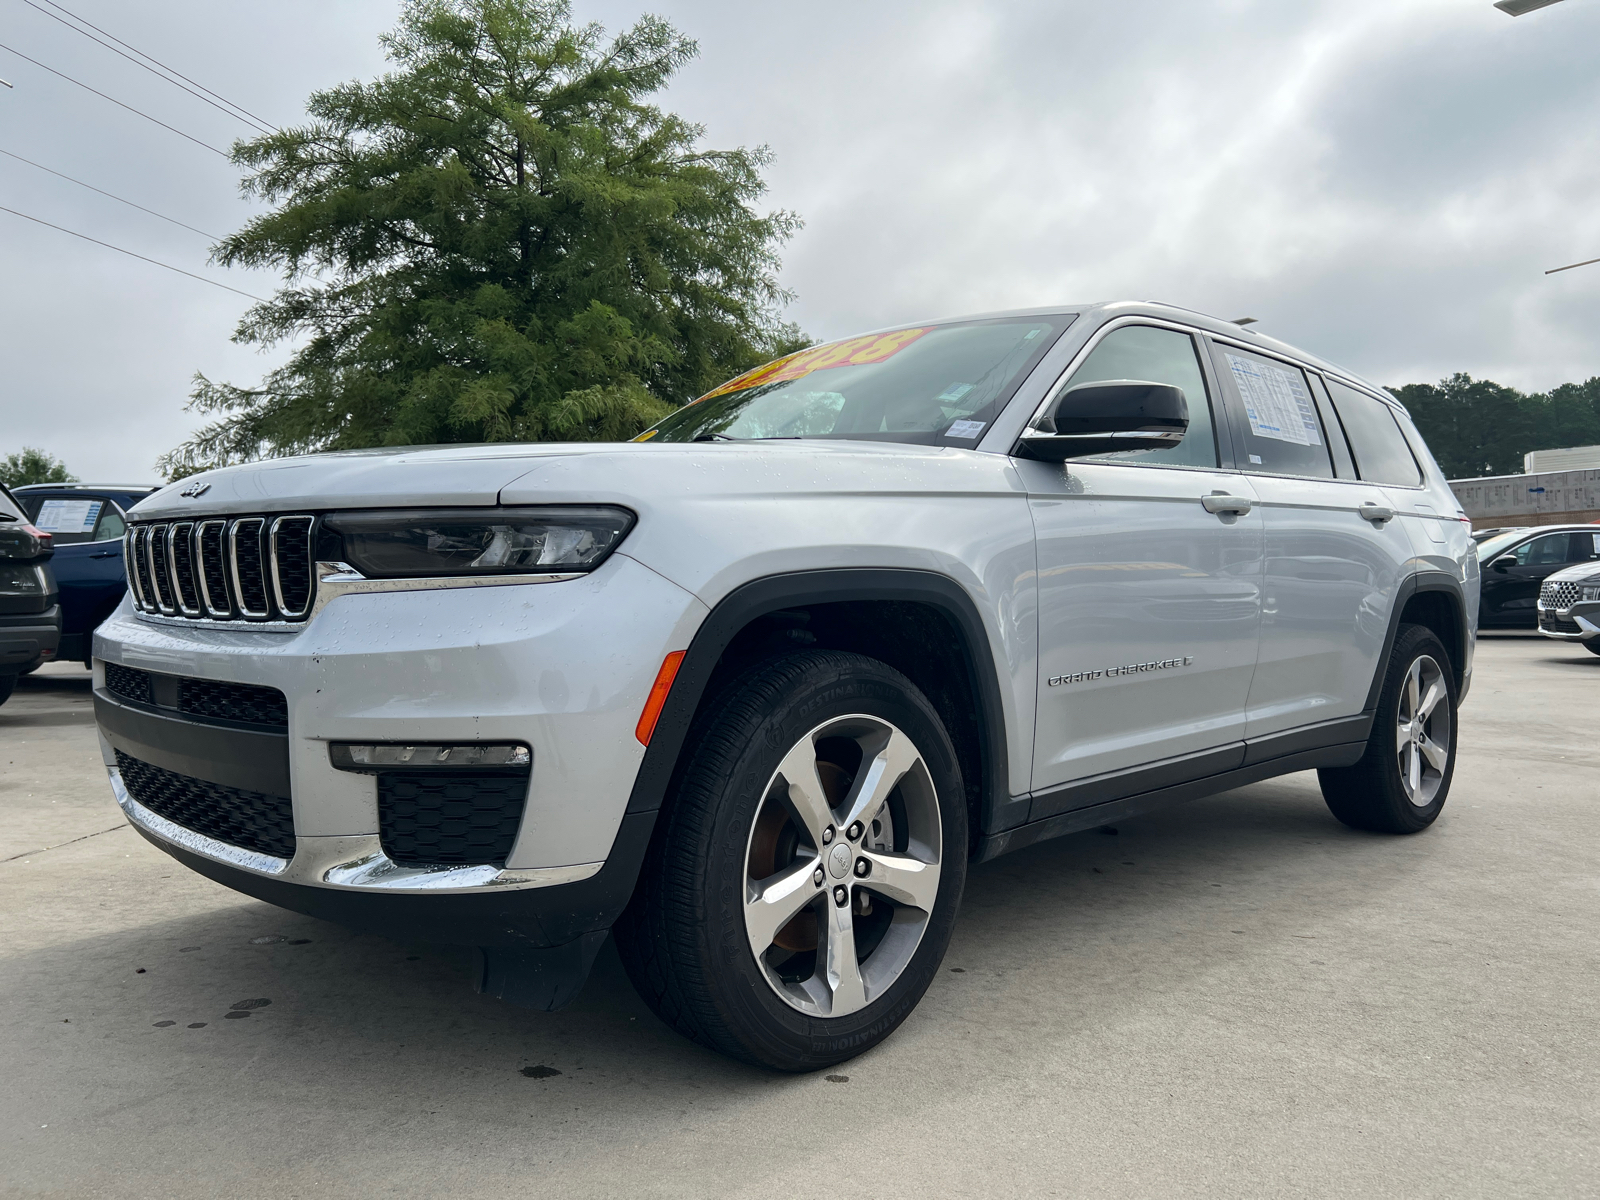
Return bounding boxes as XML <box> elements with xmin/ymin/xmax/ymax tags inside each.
<box><xmin>0</xmin><ymin>204</ymin><xmax>265</xmax><ymax>300</ymax></box>
<box><xmin>0</xmin><ymin>147</ymin><xmax>220</xmax><ymax>239</ymax></box>
<box><xmin>22</xmin><ymin>0</ymin><xmax>275</xmax><ymax>136</ymax></box>
<box><xmin>35</xmin><ymin>0</ymin><xmax>279</xmax><ymax>133</ymax></box>
<box><xmin>0</xmin><ymin>42</ymin><xmax>229</xmax><ymax>157</ymax></box>
<box><xmin>1546</xmin><ymin>256</ymin><xmax>1600</xmax><ymax>276</ymax></box>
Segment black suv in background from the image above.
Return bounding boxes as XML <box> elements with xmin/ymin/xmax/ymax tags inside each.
<box><xmin>1475</xmin><ymin>525</ymin><xmax>1600</xmax><ymax>628</ymax></box>
<box><xmin>0</xmin><ymin>483</ymin><xmax>60</xmax><ymax>705</ymax></box>
<box><xmin>12</xmin><ymin>483</ymin><xmax>157</xmax><ymax>666</ymax></box>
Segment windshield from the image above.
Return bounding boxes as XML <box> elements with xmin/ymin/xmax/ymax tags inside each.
<box><xmin>642</xmin><ymin>316</ymin><xmax>1072</xmax><ymax>446</ymax></box>
<box><xmin>1476</xmin><ymin>530</ymin><xmax>1532</xmax><ymax>562</ymax></box>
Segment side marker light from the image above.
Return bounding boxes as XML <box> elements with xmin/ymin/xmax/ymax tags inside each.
<box><xmin>635</xmin><ymin>650</ymin><xmax>686</xmax><ymax>746</ymax></box>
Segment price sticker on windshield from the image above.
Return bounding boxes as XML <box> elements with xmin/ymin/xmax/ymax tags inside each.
<box><xmin>697</xmin><ymin>328</ymin><xmax>933</xmax><ymax>402</ymax></box>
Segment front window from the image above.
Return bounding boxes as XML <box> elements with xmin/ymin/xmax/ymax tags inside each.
<box><xmin>642</xmin><ymin>316</ymin><xmax>1072</xmax><ymax>446</ymax></box>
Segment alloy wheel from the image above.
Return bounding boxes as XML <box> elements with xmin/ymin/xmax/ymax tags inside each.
<box><xmin>742</xmin><ymin>714</ymin><xmax>942</xmax><ymax>1017</ymax></box>
<box><xmin>1395</xmin><ymin>653</ymin><xmax>1450</xmax><ymax>807</ymax></box>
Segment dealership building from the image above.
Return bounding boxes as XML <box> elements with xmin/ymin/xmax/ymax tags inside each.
<box><xmin>1449</xmin><ymin>445</ymin><xmax>1600</xmax><ymax>529</ymax></box>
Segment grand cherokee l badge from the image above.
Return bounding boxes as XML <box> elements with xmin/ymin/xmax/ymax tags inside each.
<box><xmin>1049</xmin><ymin>655</ymin><xmax>1195</xmax><ymax>686</ymax></box>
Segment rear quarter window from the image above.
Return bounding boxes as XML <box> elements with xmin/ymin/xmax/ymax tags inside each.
<box><xmin>1325</xmin><ymin>380</ymin><xmax>1423</xmax><ymax>487</ymax></box>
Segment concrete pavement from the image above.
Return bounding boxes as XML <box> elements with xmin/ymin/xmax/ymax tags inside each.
<box><xmin>2</xmin><ymin>634</ymin><xmax>1596</xmax><ymax>1198</ymax></box>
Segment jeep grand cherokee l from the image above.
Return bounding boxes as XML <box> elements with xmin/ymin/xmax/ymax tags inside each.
<box><xmin>95</xmin><ymin>301</ymin><xmax>1477</xmax><ymax>1071</ymax></box>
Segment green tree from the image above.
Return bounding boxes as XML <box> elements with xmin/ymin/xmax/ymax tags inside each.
<box><xmin>0</xmin><ymin>448</ymin><xmax>78</xmax><ymax>487</ymax></box>
<box><xmin>161</xmin><ymin>0</ymin><xmax>803</xmax><ymax>476</ymax></box>
<box><xmin>1392</xmin><ymin>373</ymin><xmax>1600</xmax><ymax>479</ymax></box>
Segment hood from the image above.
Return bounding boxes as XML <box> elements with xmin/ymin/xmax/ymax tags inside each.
<box><xmin>129</xmin><ymin>444</ymin><xmax>611</xmax><ymax>520</ymax></box>
<box><xmin>1545</xmin><ymin>558</ymin><xmax>1600</xmax><ymax>585</ymax></box>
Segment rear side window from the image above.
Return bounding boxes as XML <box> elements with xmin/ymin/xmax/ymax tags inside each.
<box><xmin>1063</xmin><ymin>325</ymin><xmax>1219</xmax><ymax>468</ymax></box>
<box><xmin>1325</xmin><ymin>380</ymin><xmax>1423</xmax><ymax>487</ymax></box>
<box><xmin>1214</xmin><ymin>346</ymin><xmax>1333</xmax><ymax>478</ymax></box>
<box><xmin>1508</xmin><ymin>532</ymin><xmax>1600</xmax><ymax>566</ymax></box>
<box><xmin>25</xmin><ymin>494</ymin><xmax>113</xmax><ymax>545</ymax></box>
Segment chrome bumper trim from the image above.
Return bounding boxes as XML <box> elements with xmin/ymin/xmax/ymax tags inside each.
<box><xmin>112</xmin><ymin>766</ymin><xmax>604</xmax><ymax>893</ymax></box>
<box><xmin>1537</xmin><ymin>609</ymin><xmax>1600</xmax><ymax>641</ymax></box>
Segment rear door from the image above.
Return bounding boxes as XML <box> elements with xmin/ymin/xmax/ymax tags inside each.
<box><xmin>1018</xmin><ymin>319</ymin><xmax>1263</xmax><ymax>809</ymax></box>
<box><xmin>1207</xmin><ymin>343</ymin><xmax>1414</xmax><ymax>742</ymax></box>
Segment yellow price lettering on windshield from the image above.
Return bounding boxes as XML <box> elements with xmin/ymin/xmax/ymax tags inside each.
<box><xmin>697</xmin><ymin>327</ymin><xmax>933</xmax><ymax>402</ymax></box>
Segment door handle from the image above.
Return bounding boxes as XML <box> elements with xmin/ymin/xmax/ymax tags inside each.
<box><xmin>1358</xmin><ymin>502</ymin><xmax>1395</xmax><ymax>524</ymax></box>
<box><xmin>1201</xmin><ymin>492</ymin><xmax>1254</xmax><ymax>515</ymax></box>
<box><xmin>88</xmin><ymin>550</ymin><xmax>119</xmax><ymax>558</ymax></box>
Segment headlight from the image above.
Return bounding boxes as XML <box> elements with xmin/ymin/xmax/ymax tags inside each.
<box><xmin>1582</xmin><ymin>585</ymin><xmax>1600</xmax><ymax>603</ymax></box>
<box><xmin>323</xmin><ymin>507</ymin><xmax>635</xmax><ymax>579</ymax></box>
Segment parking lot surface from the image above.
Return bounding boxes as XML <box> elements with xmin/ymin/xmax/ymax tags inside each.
<box><xmin>2</xmin><ymin>634</ymin><xmax>1597</xmax><ymax>1198</ymax></box>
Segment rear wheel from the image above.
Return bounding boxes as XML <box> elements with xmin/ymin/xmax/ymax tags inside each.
<box><xmin>1319</xmin><ymin>624</ymin><xmax>1457</xmax><ymax>833</ymax></box>
<box><xmin>615</xmin><ymin>650</ymin><xmax>966</xmax><ymax>1071</ymax></box>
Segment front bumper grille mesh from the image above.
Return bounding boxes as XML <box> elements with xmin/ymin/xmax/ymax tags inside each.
<box><xmin>1540</xmin><ymin>612</ymin><xmax>1583</xmax><ymax>635</ymax></box>
<box><xmin>126</xmin><ymin>514</ymin><xmax>315</xmax><ymax>624</ymax></box>
<box><xmin>377</xmin><ymin>771</ymin><xmax>529</xmax><ymax>868</ymax></box>
<box><xmin>116</xmin><ymin>749</ymin><xmax>296</xmax><ymax>860</ymax></box>
<box><xmin>102</xmin><ymin>661</ymin><xmax>288</xmax><ymax>729</ymax></box>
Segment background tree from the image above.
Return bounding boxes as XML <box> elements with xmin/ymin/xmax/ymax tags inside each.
<box><xmin>0</xmin><ymin>448</ymin><xmax>78</xmax><ymax>488</ymax></box>
<box><xmin>161</xmin><ymin>0</ymin><xmax>803</xmax><ymax>476</ymax></box>
<box><xmin>1392</xmin><ymin>374</ymin><xmax>1600</xmax><ymax>478</ymax></box>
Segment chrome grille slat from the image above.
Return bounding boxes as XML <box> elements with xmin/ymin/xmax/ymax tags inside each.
<box><xmin>168</xmin><ymin>523</ymin><xmax>202</xmax><ymax>615</ymax></box>
<box><xmin>229</xmin><ymin>518</ymin><xmax>269</xmax><ymax>618</ymax></box>
<box><xmin>130</xmin><ymin>514</ymin><xmax>315</xmax><ymax>625</ymax></box>
<box><xmin>147</xmin><ymin>523</ymin><xmax>176</xmax><ymax>613</ymax></box>
<box><xmin>196</xmin><ymin>520</ymin><xmax>232</xmax><ymax>617</ymax></box>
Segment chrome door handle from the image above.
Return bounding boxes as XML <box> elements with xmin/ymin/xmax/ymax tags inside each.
<box><xmin>1201</xmin><ymin>492</ymin><xmax>1254</xmax><ymax>515</ymax></box>
<box><xmin>1358</xmin><ymin>502</ymin><xmax>1395</xmax><ymax>524</ymax></box>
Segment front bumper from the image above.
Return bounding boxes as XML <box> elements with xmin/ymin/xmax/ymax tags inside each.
<box><xmin>92</xmin><ymin>552</ymin><xmax>706</xmax><ymax>944</ymax></box>
<box><xmin>1537</xmin><ymin>600</ymin><xmax>1600</xmax><ymax>641</ymax></box>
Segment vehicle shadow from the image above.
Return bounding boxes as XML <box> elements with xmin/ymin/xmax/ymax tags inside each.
<box><xmin>5</xmin><ymin>774</ymin><xmax>1424</xmax><ymax>1113</ymax></box>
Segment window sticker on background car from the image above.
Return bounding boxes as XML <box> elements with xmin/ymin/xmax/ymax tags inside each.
<box><xmin>946</xmin><ymin>419</ymin><xmax>986</xmax><ymax>439</ymax></box>
<box><xmin>34</xmin><ymin>498</ymin><xmax>102</xmax><ymax>533</ymax></box>
<box><xmin>938</xmin><ymin>383</ymin><xmax>975</xmax><ymax>402</ymax></box>
<box><xmin>1225</xmin><ymin>353</ymin><xmax>1323</xmax><ymax>447</ymax></box>
<box><xmin>697</xmin><ymin>327</ymin><xmax>934</xmax><ymax>402</ymax></box>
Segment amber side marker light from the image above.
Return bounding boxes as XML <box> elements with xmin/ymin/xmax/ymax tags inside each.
<box><xmin>636</xmin><ymin>650</ymin><xmax>686</xmax><ymax>746</ymax></box>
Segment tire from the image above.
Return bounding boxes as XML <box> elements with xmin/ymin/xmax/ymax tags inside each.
<box><xmin>0</xmin><ymin>674</ymin><xmax>14</xmax><ymax>707</ymax></box>
<box><xmin>1318</xmin><ymin>624</ymin><xmax>1458</xmax><ymax>833</ymax></box>
<box><xmin>614</xmin><ymin>649</ymin><xmax>968</xmax><ymax>1072</ymax></box>
<box><xmin>1583</xmin><ymin>640</ymin><xmax>1600</xmax><ymax>657</ymax></box>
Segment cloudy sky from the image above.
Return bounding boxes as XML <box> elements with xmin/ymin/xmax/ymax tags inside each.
<box><xmin>3</xmin><ymin>0</ymin><xmax>1598</xmax><ymax>481</ymax></box>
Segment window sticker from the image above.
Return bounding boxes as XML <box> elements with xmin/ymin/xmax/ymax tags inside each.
<box><xmin>696</xmin><ymin>327</ymin><xmax>934</xmax><ymax>402</ymax></box>
<box><xmin>1225</xmin><ymin>353</ymin><xmax>1322</xmax><ymax>447</ymax></box>
<box><xmin>34</xmin><ymin>498</ymin><xmax>102</xmax><ymax>533</ymax></box>
<box><xmin>946</xmin><ymin>419</ymin><xmax>986</xmax><ymax>439</ymax></box>
<box><xmin>938</xmin><ymin>383</ymin><xmax>975</xmax><ymax>403</ymax></box>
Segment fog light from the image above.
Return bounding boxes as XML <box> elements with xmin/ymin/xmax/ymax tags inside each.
<box><xmin>329</xmin><ymin>743</ymin><xmax>530</xmax><ymax>771</ymax></box>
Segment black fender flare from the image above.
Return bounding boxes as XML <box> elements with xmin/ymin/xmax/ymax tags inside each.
<box><xmin>622</xmin><ymin>568</ymin><xmax>1019</xmax><ymax>836</ymax></box>
<box><xmin>1363</xmin><ymin>569</ymin><xmax>1470</xmax><ymax>711</ymax></box>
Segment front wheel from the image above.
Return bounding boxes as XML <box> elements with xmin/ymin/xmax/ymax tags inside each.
<box><xmin>1583</xmin><ymin>639</ymin><xmax>1600</xmax><ymax>658</ymax></box>
<box><xmin>1319</xmin><ymin>624</ymin><xmax>1458</xmax><ymax>833</ymax></box>
<box><xmin>614</xmin><ymin>650</ymin><xmax>967</xmax><ymax>1071</ymax></box>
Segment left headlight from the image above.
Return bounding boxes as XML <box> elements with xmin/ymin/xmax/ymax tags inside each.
<box><xmin>1581</xmin><ymin>584</ymin><xmax>1600</xmax><ymax>603</ymax></box>
<box><xmin>323</xmin><ymin>507</ymin><xmax>635</xmax><ymax>579</ymax></box>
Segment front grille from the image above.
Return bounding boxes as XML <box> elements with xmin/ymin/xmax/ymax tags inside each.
<box><xmin>104</xmin><ymin>661</ymin><xmax>153</xmax><ymax>705</ymax></box>
<box><xmin>116</xmin><ymin>749</ymin><xmax>296</xmax><ymax>859</ymax></box>
<box><xmin>377</xmin><ymin>771</ymin><xmax>530</xmax><ymax>868</ymax></box>
<box><xmin>126</xmin><ymin>514</ymin><xmax>316</xmax><ymax>624</ymax></box>
<box><xmin>1540</xmin><ymin>580</ymin><xmax>1582</xmax><ymax>612</ymax></box>
<box><xmin>177</xmin><ymin>676</ymin><xmax>288</xmax><ymax>727</ymax></box>
<box><xmin>1541</xmin><ymin>612</ymin><xmax>1583</xmax><ymax>635</ymax></box>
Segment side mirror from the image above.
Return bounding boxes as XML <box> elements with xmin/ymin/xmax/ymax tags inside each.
<box><xmin>1014</xmin><ymin>380</ymin><xmax>1188</xmax><ymax>462</ymax></box>
<box><xmin>1491</xmin><ymin>555</ymin><xmax>1514</xmax><ymax>573</ymax></box>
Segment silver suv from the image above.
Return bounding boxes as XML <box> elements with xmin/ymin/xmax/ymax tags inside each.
<box><xmin>95</xmin><ymin>301</ymin><xmax>1477</xmax><ymax>1071</ymax></box>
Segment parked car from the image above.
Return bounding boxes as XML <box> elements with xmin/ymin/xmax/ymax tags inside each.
<box><xmin>1474</xmin><ymin>525</ymin><xmax>1600</xmax><ymax>629</ymax></box>
<box><xmin>1471</xmin><ymin>525</ymin><xmax>1525</xmax><ymax>543</ymax></box>
<box><xmin>0</xmin><ymin>482</ymin><xmax>61</xmax><ymax>706</ymax></box>
<box><xmin>1537</xmin><ymin>558</ymin><xmax>1600</xmax><ymax>654</ymax></box>
<box><xmin>13</xmin><ymin>483</ymin><xmax>159</xmax><ymax>666</ymax></box>
<box><xmin>95</xmin><ymin>301</ymin><xmax>1476</xmax><ymax>1071</ymax></box>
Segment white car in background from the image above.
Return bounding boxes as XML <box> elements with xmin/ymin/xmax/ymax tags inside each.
<box><xmin>96</xmin><ymin>301</ymin><xmax>1476</xmax><ymax>1071</ymax></box>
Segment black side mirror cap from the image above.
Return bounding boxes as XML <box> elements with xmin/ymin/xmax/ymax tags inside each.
<box><xmin>1013</xmin><ymin>380</ymin><xmax>1189</xmax><ymax>463</ymax></box>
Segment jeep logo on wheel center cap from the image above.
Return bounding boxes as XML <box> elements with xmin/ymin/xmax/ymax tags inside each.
<box><xmin>827</xmin><ymin>841</ymin><xmax>853</xmax><ymax>879</ymax></box>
